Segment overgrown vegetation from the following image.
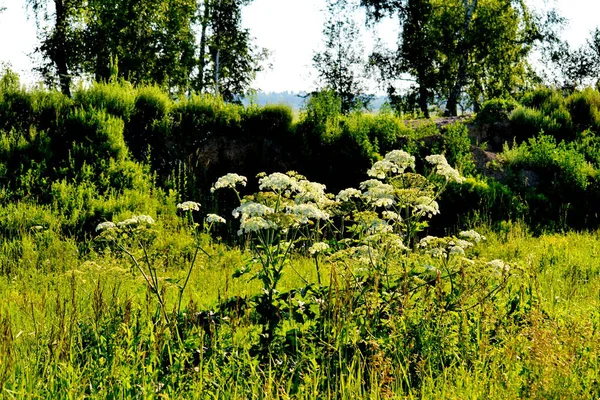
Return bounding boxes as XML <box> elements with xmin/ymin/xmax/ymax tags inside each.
<box><xmin>3</xmin><ymin>75</ymin><xmax>600</xmax><ymax>397</ymax></box>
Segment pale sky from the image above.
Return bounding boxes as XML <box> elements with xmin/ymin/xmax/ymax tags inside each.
<box><xmin>0</xmin><ymin>0</ymin><xmax>598</xmax><ymax>92</ymax></box>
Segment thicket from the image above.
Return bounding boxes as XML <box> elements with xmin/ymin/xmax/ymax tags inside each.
<box><xmin>473</xmin><ymin>87</ymin><xmax>600</xmax><ymax>230</ymax></box>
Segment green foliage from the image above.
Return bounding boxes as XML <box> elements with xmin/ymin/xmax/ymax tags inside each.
<box><xmin>501</xmin><ymin>134</ymin><xmax>598</xmax><ymax>229</ymax></box>
<box><xmin>476</xmin><ymin>97</ymin><xmax>519</xmax><ymax>124</ymax></box>
<box><xmin>566</xmin><ymin>87</ymin><xmax>600</xmax><ymax>133</ymax></box>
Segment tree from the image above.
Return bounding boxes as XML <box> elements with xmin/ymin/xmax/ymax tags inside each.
<box><xmin>27</xmin><ymin>0</ymin><xmax>85</xmax><ymax>96</ymax></box>
<box><xmin>548</xmin><ymin>28</ymin><xmax>600</xmax><ymax>90</ymax></box>
<box><xmin>196</xmin><ymin>0</ymin><xmax>267</xmax><ymax>101</ymax></box>
<box><xmin>83</xmin><ymin>0</ymin><xmax>197</xmax><ymax>91</ymax></box>
<box><xmin>313</xmin><ymin>0</ymin><xmax>370</xmax><ymax>113</ymax></box>
<box><xmin>27</xmin><ymin>0</ymin><xmax>264</xmax><ymax>98</ymax></box>
<box><xmin>360</xmin><ymin>0</ymin><xmax>545</xmax><ymax>116</ymax></box>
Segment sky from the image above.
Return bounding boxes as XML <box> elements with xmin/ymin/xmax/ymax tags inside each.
<box><xmin>0</xmin><ymin>0</ymin><xmax>598</xmax><ymax>93</ymax></box>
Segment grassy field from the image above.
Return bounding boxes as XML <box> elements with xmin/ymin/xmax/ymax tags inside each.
<box><xmin>1</xmin><ymin>199</ymin><xmax>600</xmax><ymax>399</ymax></box>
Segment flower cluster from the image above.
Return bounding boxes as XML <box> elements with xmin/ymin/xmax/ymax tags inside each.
<box><xmin>211</xmin><ymin>173</ymin><xmax>247</xmax><ymax>193</ymax></box>
<box><xmin>425</xmin><ymin>154</ymin><xmax>465</xmax><ymax>183</ymax></box>
<box><xmin>287</xmin><ymin>203</ymin><xmax>330</xmax><ymax>224</ymax></box>
<box><xmin>206</xmin><ymin>214</ymin><xmax>226</xmax><ymax>224</ymax></box>
<box><xmin>177</xmin><ymin>201</ymin><xmax>201</xmax><ymax>212</ymax></box>
<box><xmin>232</xmin><ymin>202</ymin><xmax>274</xmax><ymax>219</ymax></box>
<box><xmin>96</xmin><ymin>215</ymin><xmax>154</xmax><ymax>232</ymax></box>
<box><xmin>359</xmin><ymin>179</ymin><xmax>396</xmax><ymax>208</ymax></box>
<box><xmin>336</xmin><ymin>188</ymin><xmax>362</xmax><ymax>202</ymax></box>
<box><xmin>412</xmin><ymin>195</ymin><xmax>440</xmax><ymax>217</ymax></box>
<box><xmin>460</xmin><ymin>229</ymin><xmax>486</xmax><ymax>244</ymax></box>
<box><xmin>259</xmin><ymin>172</ymin><xmax>301</xmax><ymax>193</ymax></box>
<box><xmin>96</xmin><ymin>221</ymin><xmax>116</xmax><ymax>232</ymax></box>
<box><xmin>309</xmin><ymin>242</ymin><xmax>330</xmax><ymax>255</ymax></box>
<box><xmin>487</xmin><ymin>259</ymin><xmax>510</xmax><ymax>273</ymax></box>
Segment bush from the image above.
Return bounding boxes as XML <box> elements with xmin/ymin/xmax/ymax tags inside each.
<box><xmin>243</xmin><ymin>104</ymin><xmax>294</xmax><ymax>142</ymax></box>
<box><xmin>476</xmin><ymin>97</ymin><xmax>519</xmax><ymax>124</ymax></box>
<box><xmin>73</xmin><ymin>81</ymin><xmax>136</xmax><ymax>121</ymax></box>
<box><xmin>566</xmin><ymin>88</ymin><xmax>600</xmax><ymax>134</ymax></box>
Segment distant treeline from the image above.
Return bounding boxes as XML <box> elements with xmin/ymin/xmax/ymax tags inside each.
<box><xmin>243</xmin><ymin>91</ymin><xmax>389</xmax><ymax>111</ymax></box>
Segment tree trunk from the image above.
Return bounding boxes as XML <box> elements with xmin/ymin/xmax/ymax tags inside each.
<box><xmin>445</xmin><ymin>0</ymin><xmax>477</xmax><ymax>116</ymax></box>
<box><xmin>54</xmin><ymin>0</ymin><xmax>72</xmax><ymax>97</ymax></box>
<box><xmin>417</xmin><ymin>69</ymin><xmax>430</xmax><ymax>118</ymax></box>
<box><xmin>197</xmin><ymin>0</ymin><xmax>210</xmax><ymax>93</ymax></box>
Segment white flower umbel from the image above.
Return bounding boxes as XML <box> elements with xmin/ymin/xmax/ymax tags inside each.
<box><xmin>232</xmin><ymin>202</ymin><xmax>274</xmax><ymax>219</ymax></box>
<box><xmin>383</xmin><ymin>150</ymin><xmax>416</xmax><ymax>172</ymax></box>
<box><xmin>177</xmin><ymin>201</ymin><xmax>201</xmax><ymax>212</ymax></box>
<box><xmin>206</xmin><ymin>214</ymin><xmax>226</xmax><ymax>224</ymax></box>
<box><xmin>96</xmin><ymin>221</ymin><xmax>116</xmax><ymax>232</ymax></box>
<box><xmin>211</xmin><ymin>173</ymin><xmax>247</xmax><ymax>192</ymax></box>
<box><xmin>360</xmin><ymin>180</ymin><xmax>396</xmax><ymax>208</ymax></box>
<box><xmin>459</xmin><ymin>230</ymin><xmax>486</xmax><ymax>244</ymax></box>
<box><xmin>287</xmin><ymin>203</ymin><xmax>330</xmax><ymax>224</ymax></box>
<box><xmin>309</xmin><ymin>242</ymin><xmax>330</xmax><ymax>255</ymax></box>
<box><xmin>295</xmin><ymin>180</ymin><xmax>330</xmax><ymax>206</ymax></box>
<box><xmin>117</xmin><ymin>218</ymin><xmax>138</xmax><ymax>228</ymax></box>
<box><xmin>367</xmin><ymin>160</ymin><xmax>399</xmax><ymax>179</ymax></box>
<box><xmin>413</xmin><ymin>196</ymin><xmax>440</xmax><ymax>216</ymax></box>
<box><xmin>419</xmin><ymin>235</ymin><xmax>439</xmax><ymax>248</ymax></box>
<box><xmin>336</xmin><ymin>188</ymin><xmax>362</xmax><ymax>202</ymax></box>
<box><xmin>425</xmin><ymin>154</ymin><xmax>465</xmax><ymax>183</ymax></box>
<box><xmin>382</xmin><ymin>211</ymin><xmax>401</xmax><ymax>221</ymax></box>
<box><xmin>238</xmin><ymin>216</ymin><xmax>278</xmax><ymax>235</ymax></box>
<box><xmin>133</xmin><ymin>215</ymin><xmax>155</xmax><ymax>225</ymax></box>
<box><xmin>259</xmin><ymin>172</ymin><xmax>301</xmax><ymax>192</ymax></box>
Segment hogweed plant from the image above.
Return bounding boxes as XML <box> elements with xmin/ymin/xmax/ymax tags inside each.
<box><xmin>175</xmin><ymin>201</ymin><xmax>225</xmax><ymax>314</ymax></box>
<box><xmin>95</xmin><ymin>204</ymin><xmax>225</xmax><ymax>328</ymax></box>
<box><xmin>95</xmin><ymin>215</ymin><xmax>171</xmax><ymax>322</ymax></box>
<box><xmin>212</xmin><ymin>171</ymin><xmax>334</xmax><ymax>354</ymax></box>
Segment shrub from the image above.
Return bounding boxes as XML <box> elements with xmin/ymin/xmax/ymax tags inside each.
<box><xmin>73</xmin><ymin>81</ymin><xmax>136</xmax><ymax>121</ymax></box>
<box><xmin>566</xmin><ymin>88</ymin><xmax>600</xmax><ymax>134</ymax></box>
<box><xmin>243</xmin><ymin>104</ymin><xmax>294</xmax><ymax>142</ymax></box>
<box><xmin>476</xmin><ymin>97</ymin><xmax>520</xmax><ymax>124</ymax></box>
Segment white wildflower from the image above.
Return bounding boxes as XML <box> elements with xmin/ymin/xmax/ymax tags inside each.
<box><xmin>287</xmin><ymin>203</ymin><xmax>330</xmax><ymax>223</ymax></box>
<box><xmin>360</xmin><ymin>180</ymin><xmax>396</xmax><ymax>208</ymax></box>
<box><xmin>295</xmin><ymin>180</ymin><xmax>330</xmax><ymax>206</ymax></box>
<box><xmin>487</xmin><ymin>259</ymin><xmax>510</xmax><ymax>273</ymax></box>
<box><xmin>383</xmin><ymin>150</ymin><xmax>416</xmax><ymax>171</ymax></box>
<box><xmin>413</xmin><ymin>196</ymin><xmax>439</xmax><ymax>216</ymax></box>
<box><xmin>428</xmin><ymin>247</ymin><xmax>447</xmax><ymax>258</ymax></box>
<box><xmin>238</xmin><ymin>216</ymin><xmax>278</xmax><ymax>235</ymax></box>
<box><xmin>451</xmin><ymin>239</ymin><xmax>474</xmax><ymax>249</ymax></box>
<box><xmin>206</xmin><ymin>214</ymin><xmax>226</xmax><ymax>224</ymax></box>
<box><xmin>387</xmin><ymin>238</ymin><xmax>408</xmax><ymax>252</ymax></box>
<box><xmin>133</xmin><ymin>215</ymin><xmax>155</xmax><ymax>225</ymax></box>
<box><xmin>211</xmin><ymin>173</ymin><xmax>247</xmax><ymax>192</ymax></box>
<box><xmin>367</xmin><ymin>160</ymin><xmax>399</xmax><ymax>179</ymax></box>
<box><xmin>309</xmin><ymin>242</ymin><xmax>330</xmax><ymax>255</ymax></box>
<box><xmin>232</xmin><ymin>202</ymin><xmax>274</xmax><ymax>219</ymax></box>
<box><xmin>449</xmin><ymin>246</ymin><xmax>465</xmax><ymax>256</ymax></box>
<box><xmin>459</xmin><ymin>230</ymin><xmax>486</xmax><ymax>244</ymax></box>
<box><xmin>336</xmin><ymin>188</ymin><xmax>362</xmax><ymax>202</ymax></box>
<box><xmin>96</xmin><ymin>221</ymin><xmax>116</xmax><ymax>232</ymax></box>
<box><xmin>117</xmin><ymin>218</ymin><xmax>138</xmax><ymax>228</ymax></box>
<box><xmin>425</xmin><ymin>154</ymin><xmax>448</xmax><ymax>166</ymax></box>
<box><xmin>419</xmin><ymin>236</ymin><xmax>439</xmax><ymax>248</ymax></box>
<box><xmin>382</xmin><ymin>211</ymin><xmax>401</xmax><ymax>221</ymax></box>
<box><xmin>425</xmin><ymin>154</ymin><xmax>465</xmax><ymax>183</ymax></box>
<box><xmin>365</xmin><ymin>219</ymin><xmax>393</xmax><ymax>235</ymax></box>
<box><xmin>177</xmin><ymin>201</ymin><xmax>201</xmax><ymax>212</ymax></box>
<box><xmin>259</xmin><ymin>172</ymin><xmax>300</xmax><ymax>192</ymax></box>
